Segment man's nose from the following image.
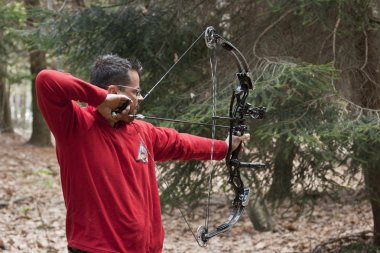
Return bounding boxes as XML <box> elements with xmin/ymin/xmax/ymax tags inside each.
<box><xmin>137</xmin><ymin>95</ymin><xmax>144</xmax><ymax>102</ymax></box>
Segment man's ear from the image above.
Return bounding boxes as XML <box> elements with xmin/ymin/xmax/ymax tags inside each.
<box><xmin>107</xmin><ymin>85</ymin><xmax>118</xmax><ymax>94</ymax></box>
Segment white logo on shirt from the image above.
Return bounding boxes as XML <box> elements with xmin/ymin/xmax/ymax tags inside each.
<box><xmin>136</xmin><ymin>141</ymin><xmax>148</xmax><ymax>163</ymax></box>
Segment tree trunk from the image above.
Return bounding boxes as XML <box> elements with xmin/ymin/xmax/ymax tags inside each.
<box><xmin>0</xmin><ymin>63</ymin><xmax>13</xmax><ymax>133</ymax></box>
<box><xmin>25</xmin><ymin>0</ymin><xmax>51</xmax><ymax>146</ymax></box>
<box><xmin>350</xmin><ymin>4</ymin><xmax>380</xmax><ymax>246</ymax></box>
<box><xmin>0</xmin><ymin>26</ymin><xmax>13</xmax><ymax>133</ymax></box>
<box><xmin>27</xmin><ymin>49</ymin><xmax>51</xmax><ymax>146</ymax></box>
<box><xmin>362</xmin><ymin>16</ymin><xmax>380</xmax><ymax>246</ymax></box>
<box><xmin>267</xmin><ymin>136</ymin><xmax>297</xmax><ymax>202</ymax></box>
<box><xmin>363</xmin><ymin>160</ymin><xmax>380</xmax><ymax>246</ymax></box>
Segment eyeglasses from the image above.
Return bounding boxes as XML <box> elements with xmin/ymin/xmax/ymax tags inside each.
<box><xmin>116</xmin><ymin>85</ymin><xmax>145</xmax><ymax>98</ymax></box>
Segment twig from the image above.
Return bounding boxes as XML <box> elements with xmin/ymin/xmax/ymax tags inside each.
<box><xmin>360</xmin><ymin>29</ymin><xmax>369</xmax><ymax>71</ymax></box>
<box><xmin>36</xmin><ymin>201</ymin><xmax>52</xmax><ymax>252</ymax></box>
<box><xmin>318</xmin><ymin>33</ymin><xmax>332</xmax><ymax>62</ymax></box>
<box><xmin>311</xmin><ymin>230</ymin><xmax>373</xmax><ymax>253</ymax></box>
<box><xmin>332</xmin><ymin>13</ymin><xmax>341</xmax><ymax>68</ymax></box>
<box><xmin>58</xmin><ymin>0</ymin><xmax>68</xmax><ymax>12</ymax></box>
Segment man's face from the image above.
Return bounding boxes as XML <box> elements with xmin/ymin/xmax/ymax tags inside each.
<box><xmin>114</xmin><ymin>70</ymin><xmax>144</xmax><ymax>122</ymax></box>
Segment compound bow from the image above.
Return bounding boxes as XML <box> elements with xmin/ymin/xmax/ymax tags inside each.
<box><xmin>131</xmin><ymin>26</ymin><xmax>266</xmax><ymax>246</ymax></box>
<box><xmin>195</xmin><ymin>26</ymin><xmax>266</xmax><ymax>246</ymax></box>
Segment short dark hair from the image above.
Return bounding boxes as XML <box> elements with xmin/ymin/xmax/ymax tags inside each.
<box><xmin>90</xmin><ymin>54</ymin><xmax>142</xmax><ymax>89</ymax></box>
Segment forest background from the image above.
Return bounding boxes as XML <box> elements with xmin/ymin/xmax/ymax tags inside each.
<box><xmin>1</xmin><ymin>0</ymin><xmax>380</xmax><ymax>252</ymax></box>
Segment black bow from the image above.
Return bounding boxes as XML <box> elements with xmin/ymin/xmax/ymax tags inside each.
<box><xmin>196</xmin><ymin>26</ymin><xmax>266</xmax><ymax>246</ymax></box>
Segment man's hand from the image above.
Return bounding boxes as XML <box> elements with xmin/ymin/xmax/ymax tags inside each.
<box><xmin>225</xmin><ymin>133</ymin><xmax>250</xmax><ymax>152</ymax></box>
<box><xmin>97</xmin><ymin>94</ymin><xmax>131</xmax><ymax>125</ymax></box>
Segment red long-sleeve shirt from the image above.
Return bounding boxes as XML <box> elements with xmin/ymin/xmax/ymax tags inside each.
<box><xmin>36</xmin><ymin>70</ymin><xmax>227</xmax><ymax>253</ymax></box>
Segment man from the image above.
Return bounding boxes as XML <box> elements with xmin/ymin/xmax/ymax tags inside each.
<box><xmin>36</xmin><ymin>54</ymin><xmax>248</xmax><ymax>253</ymax></box>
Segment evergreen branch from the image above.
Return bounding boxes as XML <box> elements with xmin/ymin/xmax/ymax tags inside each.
<box><xmin>252</xmin><ymin>9</ymin><xmax>293</xmax><ymax>60</ymax></box>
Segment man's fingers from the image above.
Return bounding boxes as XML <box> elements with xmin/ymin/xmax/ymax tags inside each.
<box><xmin>111</xmin><ymin>112</ymin><xmax>121</xmax><ymax>120</ymax></box>
<box><xmin>112</xmin><ymin>105</ymin><xmax>130</xmax><ymax>117</ymax></box>
<box><xmin>118</xmin><ymin>96</ymin><xmax>131</xmax><ymax>107</ymax></box>
<box><xmin>240</xmin><ymin>133</ymin><xmax>250</xmax><ymax>142</ymax></box>
<box><xmin>225</xmin><ymin>133</ymin><xmax>251</xmax><ymax>152</ymax></box>
<box><xmin>240</xmin><ymin>133</ymin><xmax>250</xmax><ymax>151</ymax></box>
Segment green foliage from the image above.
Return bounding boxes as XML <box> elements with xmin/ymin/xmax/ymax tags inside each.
<box><xmin>0</xmin><ymin>2</ymin><xmax>26</xmax><ymax>66</ymax></box>
<box><xmin>267</xmin><ymin>0</ymin><xmax>372</xmax><ymax>32</ymax></box>
<box><xmin>342</xmin><ymin>110</ymin><xmax>380</xmax><ymax>167</ymax></box>
<box><xmin>246</xmin><ymin>61</ymin><xmax>346</xmax><ymax>199</ymax></box>
<box><xmin>43</xmin><ymin>5</ymin><xmax>203</xmax><ymax>75</ymax></box>
<box><xmin>158</xmin><ymin>160</ymin><xmax>209</xmax><ymax>212</ymax></box>
<box><xmin>253</xmin><ymin>62</ymin><xmax>338</xmax><ymax>141</ymax></box>
<box><xmin>0</xmin><ymin>2</ymin><xmax>26</xmax><ymax>25</ymax></box>
<box><xmin>39</xmin><ymin>3</ymin><xmax>209</xmax><ymax>118</ymax></box>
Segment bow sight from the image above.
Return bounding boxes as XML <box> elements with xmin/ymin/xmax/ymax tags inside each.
<box><xmin>246</xmin><ymin>105</ymin><xmax>266</xmax><ymax>119</ymax></box>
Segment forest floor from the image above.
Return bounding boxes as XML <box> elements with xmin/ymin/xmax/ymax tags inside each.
<box><xmin>0</xmin><ymin>132</ymin><xmax>376</xmax><ymax>253</ymax></box>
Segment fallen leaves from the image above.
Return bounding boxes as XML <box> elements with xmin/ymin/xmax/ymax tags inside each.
<box><xmin>0</xmin><ymin>132</ymin><xmax>375</xmax><ymax>252</ymax></box>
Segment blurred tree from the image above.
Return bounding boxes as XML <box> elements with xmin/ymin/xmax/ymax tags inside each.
<box><xmin>24</xmin><ymin>0</ymin><xmax>51</xmax><ymax>146</ymax></box>
<box><xmin>0</xmin><ymin>28</ymin><xmax>13</xmax><ymax>133</ymax></box>
<box><xmin>350</xmin><ymin>1</ymin><xmax>380</xmax><ymax>244</ymax></box>
<box><xmin>0</xmin><ymin>2</ymin><xmax>26</xmax><ymax>133</ymax></box>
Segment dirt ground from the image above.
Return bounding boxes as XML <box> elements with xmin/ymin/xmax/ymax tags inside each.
<box><xmin>0</xmin><ymin>132</ymin><xmax>374</xmax><ymax>253</ymax></box>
